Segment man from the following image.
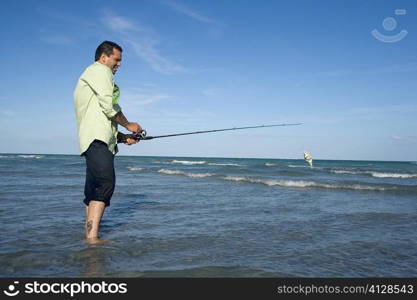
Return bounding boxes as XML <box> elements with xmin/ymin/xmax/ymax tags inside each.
<box><xmin>74</xmin><ymin>41</ymin><xmax>142</xmax><ymax>243</ymax></box>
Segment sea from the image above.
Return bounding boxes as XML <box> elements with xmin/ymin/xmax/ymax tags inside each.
<box><xmin>0</xmin><ymin>154</ymin><xmax>416</xmax><ymax>277</ymax></box>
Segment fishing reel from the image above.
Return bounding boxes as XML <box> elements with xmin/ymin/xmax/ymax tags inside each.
<box><xmin>128</xmin><ymin>130</ymin><xmax>148</xmax><ymax>141</ymax></box>
<box><xmin>134</xmin><ymin>130</ymin><xmax>148</xmax><ymax>140</ymax></box>
<box><xmin>118</xmin><ymin>130</ymin><xmax>150</xmax><ymax>143</ymax></box>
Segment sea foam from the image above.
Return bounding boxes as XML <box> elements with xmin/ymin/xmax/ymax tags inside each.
<box><xmin>158</xmin><ymin>169</ymin><xmax>214</xmax><ymax>178</ymax></box>
<box><xmin>222</xmin><ymin>176</ymin><xmax>392</xmax><ymax>192</ymax></box>
<box><xmin>18</xmin><ymin>155</ymin><xmax>44</xmax><ymax>159</ymax></box>
<box><xmin>208</xmin><ymin>163</ymin><xmax>243</xmax><ymax>166</ymax></box>
<box><xmin>331</xmin><ymin>169</ymin><xmax>417</xmax><ymax>178</ymax></box>
<box><xmin>367</xmin><ymin>172</ymin><xmax>417</xmax><ymax>179</ymax></box>
<box><xmin>171</xmin><ymin>160</ymin><xmax>207</xmax><ymax>165</ymax></box>
<box><xmin>127</xmin><ymin>166</ymin><xmax>144</xmax><ymax>171</ymax></box>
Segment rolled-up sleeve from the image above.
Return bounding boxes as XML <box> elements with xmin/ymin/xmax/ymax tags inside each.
<box><xmin>82</xmin><ymin>66</ymin><xmax>120</xmax><ymax>119</ymax></box>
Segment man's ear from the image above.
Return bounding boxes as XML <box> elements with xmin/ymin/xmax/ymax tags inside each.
<box><xmin>99</xmin><ymin>54</ymin><xmax>108</xmax><ymax>63</ymax></box>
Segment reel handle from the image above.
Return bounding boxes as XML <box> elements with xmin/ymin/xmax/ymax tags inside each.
<box><xmin>118</xmin><ymin>130</ymin><xmax>148</xmax><ymax>143</ymax></box>
<box><xmin>132</xmin><ymin>130</ymin><xmax>147</xmax><ymax>141</ymax></box>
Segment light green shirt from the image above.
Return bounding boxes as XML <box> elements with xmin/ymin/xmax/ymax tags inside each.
<box><xmin>73</xmin><ymin>62</ymin><xmax>121</xmax><ymax>155</ymax></box>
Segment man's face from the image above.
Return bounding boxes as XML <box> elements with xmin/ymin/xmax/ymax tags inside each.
<box><xmin>100</xmin><ymin>48</ymin><xmax>122</xmax><ymax>74</ymax></box>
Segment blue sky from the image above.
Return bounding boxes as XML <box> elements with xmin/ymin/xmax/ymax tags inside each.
<box><xmin>0</xmin><ymin>0</ymin><xmax>416</xmax><ymax>161</ymax></box>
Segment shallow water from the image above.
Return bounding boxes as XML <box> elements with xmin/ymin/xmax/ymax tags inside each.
<box><xmin>0</xmin><ymin>154</ymin><xmax>416</xmax><ymax>277</ymax></box>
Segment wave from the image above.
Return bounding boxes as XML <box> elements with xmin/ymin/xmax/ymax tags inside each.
<box><xmin>18</xmin><ymin>155</ymin><xmax>44</xmax><ymax>159</ymax></box>
<box><xmin>331</xmin><ymin>169</ymin><xmax>417</xmax><ymax>178</ymax></box>
<box><xmin>288</xmin><ymin>164</ymin><xmax>307</xmax><ymax>168</ymax></box>
<box><xmin>265</xmin><ymin>163</ymin><xmax>276</xmax><ymax>167</ymax></box>
<box><xmin>367</xmin><ymin>172</ymin><xmax>417</xmax><ymax>179</ymax></box>
<box><xmin>127</xmin><ymin>166</ymin><xmax>144</xmax><ymax>171</ymax></box>
<box><xmin>222</xmin><ymin>176</ymin><xmax>397</xmax><ymax>192</ymax></box>
<box><xmin>158</xmin><ymin>169</ymin><xmax>214</xmax><ymax>178</ymax></box>
<box><xmin>331</xmin><ymin>170</ymin><xmax>359</xmax><ymax>175</ymax></box>
<box><xmin>171</xmin><ymin>160</ymin><xmax>207</xmax><ymax>165</ymax></box>
<box><xmin>152</xmin><ymin>160</ymin><xmax>175</xmax><ymax>165</ymax></box>
<box><xmin>208</xmin><ymin>163</ymin><xmax>243</xmax><ymax>167</ymax></box>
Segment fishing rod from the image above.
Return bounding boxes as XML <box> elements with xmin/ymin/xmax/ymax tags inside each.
<box><xmin>119</xmin><ymin>123</ymin><xmax>303</xmax><ymax>142</ymax></box>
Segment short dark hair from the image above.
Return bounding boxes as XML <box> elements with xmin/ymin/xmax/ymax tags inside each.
<box><xmin>95</xmin><ymin>41</ymin><xmax>123</xmax><ymax>61</ymax></box>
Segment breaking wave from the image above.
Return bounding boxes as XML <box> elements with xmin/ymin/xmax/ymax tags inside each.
<box><xmin>208</xmin><ymin>163</ymin><xmax>243</xmax><ymax>166</ymax></box>
<box><xmin>331</xmin><ymin>170</ymin><xmax>360</xmax><ymax>175</ymax></box>
<box><xmin>331</xmin><ymin>169</ymin><xmax>417</xmax><ymax>178</ymax></box>
<box><xmin>158</xmin><ymin>169</ymin><xmax>214</xmax><ymax>178</ymax></box>
<box><xmin>127</xmin><ymin>166</ymin><xmax>144</xmax><ymax>171</ymax></box>
<box><xmin>367</xmin><ymin>172</ymin><xmax>417</xmax><ymax>179</ymax></box>
<box><xmin>222</xmin><ymin>176</ymin><xmax>396</xmax><ymax>192</ymax></box>
<box><xmin>18</xmin><ymin>155</ymin><xmax>44</xmax><ymax>159</ymax></box>
<box><xmin>170</xmin><ymin>160</ymin><xmax>207</xmax><ymax>165</ymax></box>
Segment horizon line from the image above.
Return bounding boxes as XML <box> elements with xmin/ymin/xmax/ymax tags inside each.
<box><xmin>0</xmin><ymin>152</ymin><xmax>414</xmax><ymax>163</ymax></box>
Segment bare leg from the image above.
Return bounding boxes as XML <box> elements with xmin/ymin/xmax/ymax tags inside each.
<box><xmin>85</xmin><ymin>205</ymin><xmax>89</xmax><ymax>226</ymax></box>
<box><xmin>85</xmin><ymin>200</ymin><xmax>106</xmax><ymax>242</ymax></box>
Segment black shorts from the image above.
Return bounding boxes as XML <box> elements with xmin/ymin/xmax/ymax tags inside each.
<box><xmin>83</xmin><ymin>140</ymin><xmax>115</xmax><ymax>207</ymax></box>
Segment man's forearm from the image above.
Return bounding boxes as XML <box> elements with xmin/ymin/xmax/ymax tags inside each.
<box><xmin>112</xmin><ymin>111</ymin><xmax>142</xmax><ymax>134</ymax></box>
<box><xmin>111</xmin><ymin>111</ymin><xmax>130</xmax><ymax>128</ymax></box>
